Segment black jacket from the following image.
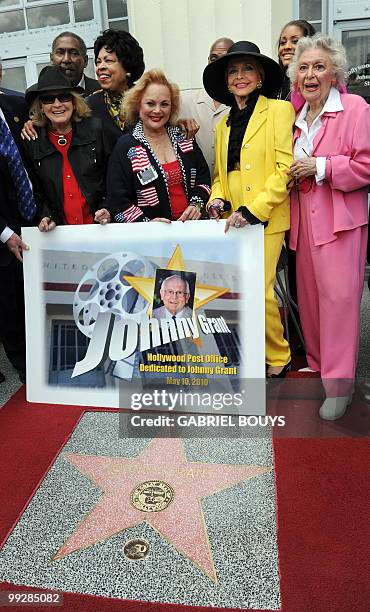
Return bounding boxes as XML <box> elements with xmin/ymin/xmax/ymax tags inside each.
<box><xmin>82</xmin><ymin>75</ymin><xmax>100</xmax><ymax>97</ymax></box>
<box><xmin>0</xmin><ymin>95</ymin><xmax>34</xmax><ymax>266</ymax></box>
<box><xmin>86</xmin><ymin>90</ymin><xmax>129</xmax><ymax>155</ymax></box>
<box><xmin>106</xmin><ymin>121</ymin><xmax>211</xmax><ymax>222</ymax></box>
<box><xmin>23</xmin><ymin>116</ymin><xmax>109</xmax><ymax>225</ymax></box>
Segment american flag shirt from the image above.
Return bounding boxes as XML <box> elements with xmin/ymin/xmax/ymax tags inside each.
<box><xmin>106</xmin><ymin>121</ymin><xmax>211</xmax><ymax>222</ymax></box>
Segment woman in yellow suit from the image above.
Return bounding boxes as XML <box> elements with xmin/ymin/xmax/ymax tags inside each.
<box><xmin>203</xmin><ymin>41</ymin><xmax>295</xmax><ymax>377</ymax></box>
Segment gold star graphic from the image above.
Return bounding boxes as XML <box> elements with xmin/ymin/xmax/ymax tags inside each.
<box><xmin>123</xmin><ymin>244</ymin><xmax>229</xmax><ymax>314</ymax></box>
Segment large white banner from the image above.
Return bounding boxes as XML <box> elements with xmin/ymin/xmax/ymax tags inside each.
<box><xmin>23</xmin><ymin>221</ymin><xmax>265</xmax><ymax>413</ymax></box>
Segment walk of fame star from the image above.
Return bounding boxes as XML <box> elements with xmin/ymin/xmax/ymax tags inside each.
<box><xmin>54</xmin><ymin>438</ymin><xmax>271</xmax><ymax>581</ymax></box>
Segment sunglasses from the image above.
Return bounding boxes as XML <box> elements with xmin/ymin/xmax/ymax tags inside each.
<box><xmin>40</xmin><ymin>92</ymin><xmax>73</xmax><ymax>104</ymax></box>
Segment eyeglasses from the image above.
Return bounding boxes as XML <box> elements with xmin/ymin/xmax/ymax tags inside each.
<box><xmin>297</xmin><ymin>176</ymin><xmax>314</xmax><ymax>193</ymax></box>
<box><xmin>39</xmin><ymin>92</ymin><xmax>73</xmax><ymax>104</ymax></box>
<box><xmin>164</xmin><ymin>290</ymin><xmax>188</xmax><ymax>297</ymax></box>
<box><xmin>289</xmin><ymin>176</ymin><xmax>314</xmax><ymax>194</ymax></box>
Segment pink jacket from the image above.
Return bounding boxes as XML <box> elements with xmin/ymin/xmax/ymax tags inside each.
<box><xmin>290</xmin><ymin>93</ymin><xmax>370</xmax><ymax>249</ymax></box>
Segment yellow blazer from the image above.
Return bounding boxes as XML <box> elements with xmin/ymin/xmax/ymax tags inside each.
<box><xmin>210</xmin><ymin>95</ymin><xmax>295</xmax><ymax>235</ymax></box>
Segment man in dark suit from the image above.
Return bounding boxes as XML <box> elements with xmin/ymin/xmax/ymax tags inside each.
<box><xmin>50</xmin><ymin>32</ymin><xmax>100</xmax><ymax>97</ymax></box>
<box><xmin>0</xmin><ymin>94</ymin><xmax>36</xmax><ymax>383</ymax></box>
<box><xmin>152</xmin><ymin>276</ymin><xmax>193</xmax><ymax>320</ymax></box>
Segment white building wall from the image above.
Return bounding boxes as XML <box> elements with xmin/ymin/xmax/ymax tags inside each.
<box><xmin>0</xmin><ymin>0</ymin><xmax>293</xmax><ymax>90</ymax></box>
<box><xmin>129</xmin><ymin>0</ymin><xmax>293</xmax><ymax>88</ymax></box>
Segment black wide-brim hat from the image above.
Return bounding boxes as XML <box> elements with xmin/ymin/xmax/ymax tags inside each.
<box><xmin>203</xmin><ymin>40</ymin><xmax>284</xmax><ymax>105</ymax></box>
<box><xmin>25</xmin><ymin>65</ymin><xmax>84</xmax><ymax>105</ymax></box>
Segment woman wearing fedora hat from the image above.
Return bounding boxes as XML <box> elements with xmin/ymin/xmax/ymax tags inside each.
<box><xmin>203</xmin><ymin>41</ymin><xmax>295</xmax><ymax>377</ymax></box>
<box><xmin>24</xmin><ymin>65</ymin><xmax>111</xmax><ymax>230</ymax></box>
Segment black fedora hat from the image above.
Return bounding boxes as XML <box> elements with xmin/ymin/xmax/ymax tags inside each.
<box><xmin>25</xmin><ymin>65</ymin><xmax>84</xmax><ymax>105</ymax></box>
<box><xmin>203</xmin><ymin>40</ymin><xmax>284</xmax><ymax>105</ymax></box>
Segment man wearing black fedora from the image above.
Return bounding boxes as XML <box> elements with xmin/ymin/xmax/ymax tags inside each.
<box><xmin>203</xmin><ymin>41</ymin><xmax>295</xmax><ymax>378</ymax></box>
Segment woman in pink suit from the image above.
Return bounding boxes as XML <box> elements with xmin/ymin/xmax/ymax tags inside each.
<box><xmin>288</xmin><ymin>35</ymin><xmax>370</xmax><ymax>420</ymax></box>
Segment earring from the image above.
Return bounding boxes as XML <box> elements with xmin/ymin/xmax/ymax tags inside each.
<box><xmin>257</xmin><ymin>80</ymin><xmax>262</xmax><ymax>89</ymax></box>
<box><xmin>126</xmin><ymin>72</ymin><xmax>131</xmax><ymax>77</ymax></box>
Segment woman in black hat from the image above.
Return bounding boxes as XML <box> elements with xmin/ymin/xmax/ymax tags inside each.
<box><xmin>203</xmin><ymin>41</ymin><xmax>295</xmax><ymax>377</ymax></box>
<box><xmin>24</xmin><ymin>65</ymin><xmax>110</xmax><ymax>230</ymax></box>
<box><xmin>22</xmin><ymin>30</ymin><xmax>145</xmax><ymax>155</ymax></box>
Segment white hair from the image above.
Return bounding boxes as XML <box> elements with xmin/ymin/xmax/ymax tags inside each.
<box><xmin>288</xmin><ymin>34</ymin><xmax>347</xmax><ymax>91</ymax></box>
<box><xmin>160</xmin><ymin>275</ymin><xmax>189</xmax><ymax>294</ymax></box>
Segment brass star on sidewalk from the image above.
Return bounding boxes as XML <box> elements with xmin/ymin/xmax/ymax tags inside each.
<box><xmin>54</xmin><ymin>438</ymin><xmax>271</xmax><ymax>581</ymax></box>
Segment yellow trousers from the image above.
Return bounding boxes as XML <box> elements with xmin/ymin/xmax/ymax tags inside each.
<box><xmin>227</xmin><ymin>171</ymin><xmax>290</xmax><ymax>366</ymax></box>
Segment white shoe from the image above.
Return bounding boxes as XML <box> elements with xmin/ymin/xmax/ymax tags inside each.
<box><xmin>319</xmin><ymin>396</ymin><xmax>352</xmax><ymax>421</ymax></box>
<box><xmin>298</xmin><ymin>367</ymin><xmax>317</xmax><ymax>372</ymax></box>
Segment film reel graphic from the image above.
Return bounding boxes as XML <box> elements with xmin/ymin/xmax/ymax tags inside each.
<box><xmin>73</xmin><ymin>252</ymin><xmax>155</xmax><ymax>338</ymax></box>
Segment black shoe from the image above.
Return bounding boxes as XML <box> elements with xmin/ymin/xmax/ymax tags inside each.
<box><xmin>266</xmin><ymin>362</ymin><xmax>291</xmax><ymax>379</ymax></box>
<box><xmin>0</xmin><ymin>371</ymin><xmax>5</xmax><ymax>384</ymax></box>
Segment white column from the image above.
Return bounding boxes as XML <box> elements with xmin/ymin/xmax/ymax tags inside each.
<box><xmin>128</xmin><ymin>0</ymin><xmax>293</xmax><ymax>88</ymax></box>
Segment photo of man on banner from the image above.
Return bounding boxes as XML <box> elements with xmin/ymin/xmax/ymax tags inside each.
<box><xmin>152</xmin><ymin>270</ymin><xmax>196</xmax><ymax>320</ymax></box>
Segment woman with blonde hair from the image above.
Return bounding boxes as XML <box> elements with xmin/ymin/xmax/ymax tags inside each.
<box><xmin>106</xmin><ymin>69</ymin><xmax>211</xmax><ymax>222</ymax></box>
<box><xmin>24</xmin><ymin>65</ymin><xmax>111</xmax><ymax>229</ymax></box>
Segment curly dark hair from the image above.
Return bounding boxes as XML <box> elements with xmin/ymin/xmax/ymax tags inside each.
<box><xmin>94</xmin><ymin>29</ymin><xmax>145</xmax><ymax>87</ymax></box>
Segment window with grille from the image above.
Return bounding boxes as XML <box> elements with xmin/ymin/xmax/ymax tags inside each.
<box><xmin>298</xmin><ymin>0</ymin><xmax>325</xmax><ymax>33</ymax></box>
<box><xmin>0</xmin><ymin>0</ymin><xmax>94</xmax><ymax>34</ymax></box>
<box><xmin>106</xmin><ymin>0</ymin><xmax>128</xmax><ymax>31</ymax></box>
<box><xmin>49</xmin><ymin>319</ymin><xmax>106</xmax><ymax>387</ymax></box>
